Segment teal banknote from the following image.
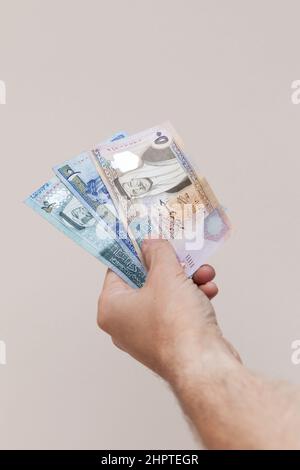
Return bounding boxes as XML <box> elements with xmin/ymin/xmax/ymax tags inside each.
<box><xmin>25</xmin><ymin>177</ymin><xmax>146</xmax><ymax>288</ymax></box>
<box><xmin>53</xmin><ymin>133</ymin><xmax>141</xmax><ymax>262</ymax></box>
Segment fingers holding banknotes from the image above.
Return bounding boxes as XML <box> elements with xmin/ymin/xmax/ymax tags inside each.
<box><xmin>192</xmin><ymin>264</ymin><xmax>218</xmax><ymax>299</ymax></box>
<box><xmin>98</xmin><ymin>239</ymin><xmax>232</xmax><ymax>380</ymax></box>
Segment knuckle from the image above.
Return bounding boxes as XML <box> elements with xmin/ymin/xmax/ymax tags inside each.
<box><xmin>97</xmin><ymin>312</ymin><xmax>107</xmax><ymax>331</ymax></box>
<box><xmin>111</xmin><ymin>337</ymin><xmax>125</xmax><ymax>352</ymax></box>
<box><xmin>111</xmin><ymin>337</ymin><xmax>119</xmax><ymax>348</ymax></box>
<box><xmin>97</xmin><ymin>294</ymin><xmax>110</xmax><ymax>332</ymax></box>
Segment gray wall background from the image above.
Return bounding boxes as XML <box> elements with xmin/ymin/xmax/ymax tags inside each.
<box><xmin>0</xmin><ymin>0</ymin><xmax>300</xmax><ymax>449</ymax></box>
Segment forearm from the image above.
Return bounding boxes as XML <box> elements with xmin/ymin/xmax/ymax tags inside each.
<box><xmin>166</xmin><ymin>338</ymin><xmax>300</xmax><ymax>449</ymax></box>
<box><xmin>98</xmin><ymin>240</ymin><xmax>300</xmax><ymax>449</ymax></box>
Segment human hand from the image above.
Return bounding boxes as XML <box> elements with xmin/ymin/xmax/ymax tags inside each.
<box><xmin>98</xmin><ymin>239</ymin><xmax>238</xmax><ymax>382</ymax></box>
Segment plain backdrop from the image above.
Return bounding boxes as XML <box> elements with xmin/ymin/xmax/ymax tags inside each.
<box><xmin>1</xmin><ymin>0</ymin><xmax>300</xmax><ymax>449</ymax></box>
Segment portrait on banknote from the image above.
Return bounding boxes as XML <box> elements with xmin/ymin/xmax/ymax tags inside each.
<box><xmin>59</xmin><ymin>198</ymin><xmax>95</xmax><ymax>231</ymax></box>
<box><xmin>112</xmin><ymin>142</ymin><xmax>192</xmax><ymax>200</ymax></box>
<box><xmin>91</xmin><ymin>123</ymin><xmax>231</xmax><ymax>275</ymax></box>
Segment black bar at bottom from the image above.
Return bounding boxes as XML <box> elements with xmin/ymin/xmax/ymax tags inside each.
<box><xmin>0</xmin><ymin>450</ymin><xmax>299</xmax><ymax>466</ymax></box>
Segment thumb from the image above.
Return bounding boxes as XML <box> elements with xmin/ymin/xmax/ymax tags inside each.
<box><xmin>141</xmin><ymin>239</ymin><xmax>184</xmax><ymax>278</ymax></box>
<box><xmin>102</xmin><ymin>269</ymin><xmax>133</xmax><ymax>296</ymax></box>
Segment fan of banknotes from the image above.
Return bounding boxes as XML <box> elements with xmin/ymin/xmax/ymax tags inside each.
<box><xmin>26</xmin><ymin>123</ymin><xmax>231</xmax><ymax>288</ymax></box>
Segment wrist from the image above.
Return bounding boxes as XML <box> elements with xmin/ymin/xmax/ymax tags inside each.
<box><xmin>162</xmin><ymin>332</ymin><xmax>242</xmax><ymax>391</ymax></box>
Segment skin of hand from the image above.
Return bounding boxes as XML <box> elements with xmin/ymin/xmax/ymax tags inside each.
<box><xmin>98</xmin><ymin>239</ymin><xmax>239</xmax><ymax>383</ymax></box>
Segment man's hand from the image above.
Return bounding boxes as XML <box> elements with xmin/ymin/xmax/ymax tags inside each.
<box><xmin>98</xmin><ymin>239</ymin><xmax>237</xmax><ymax>382</ymax></box>
<box><xmin>97</xmin><ymin>240</ymin><xmax>300</xmax><ymax>450</ymax></box>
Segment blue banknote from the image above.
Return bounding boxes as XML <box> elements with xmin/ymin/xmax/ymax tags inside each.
<box><xmin>53</xmin><ymin>133</ymin><xmax>140</xmax><ymax>262</ymax></box>
<box><xmin>25</xmin><ymin>178</ymin><xmax>146</xmax><ymax>288</ymax></box>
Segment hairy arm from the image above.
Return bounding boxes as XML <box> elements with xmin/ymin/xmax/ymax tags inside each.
<box><xmin>168</xmin><ymin>341</ymin><xmax>300</xmax><ymax>449</ymax></box>
<box><xmin>98</xmin><ymin>239</ymin><xmax>300</xmax><ymax>450</ymax></box>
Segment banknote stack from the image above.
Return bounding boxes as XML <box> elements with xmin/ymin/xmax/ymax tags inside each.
<box><xmin>26</xmin><ymin>123</ymin><xmax>231</xmax><ymax>288</ymax></box>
